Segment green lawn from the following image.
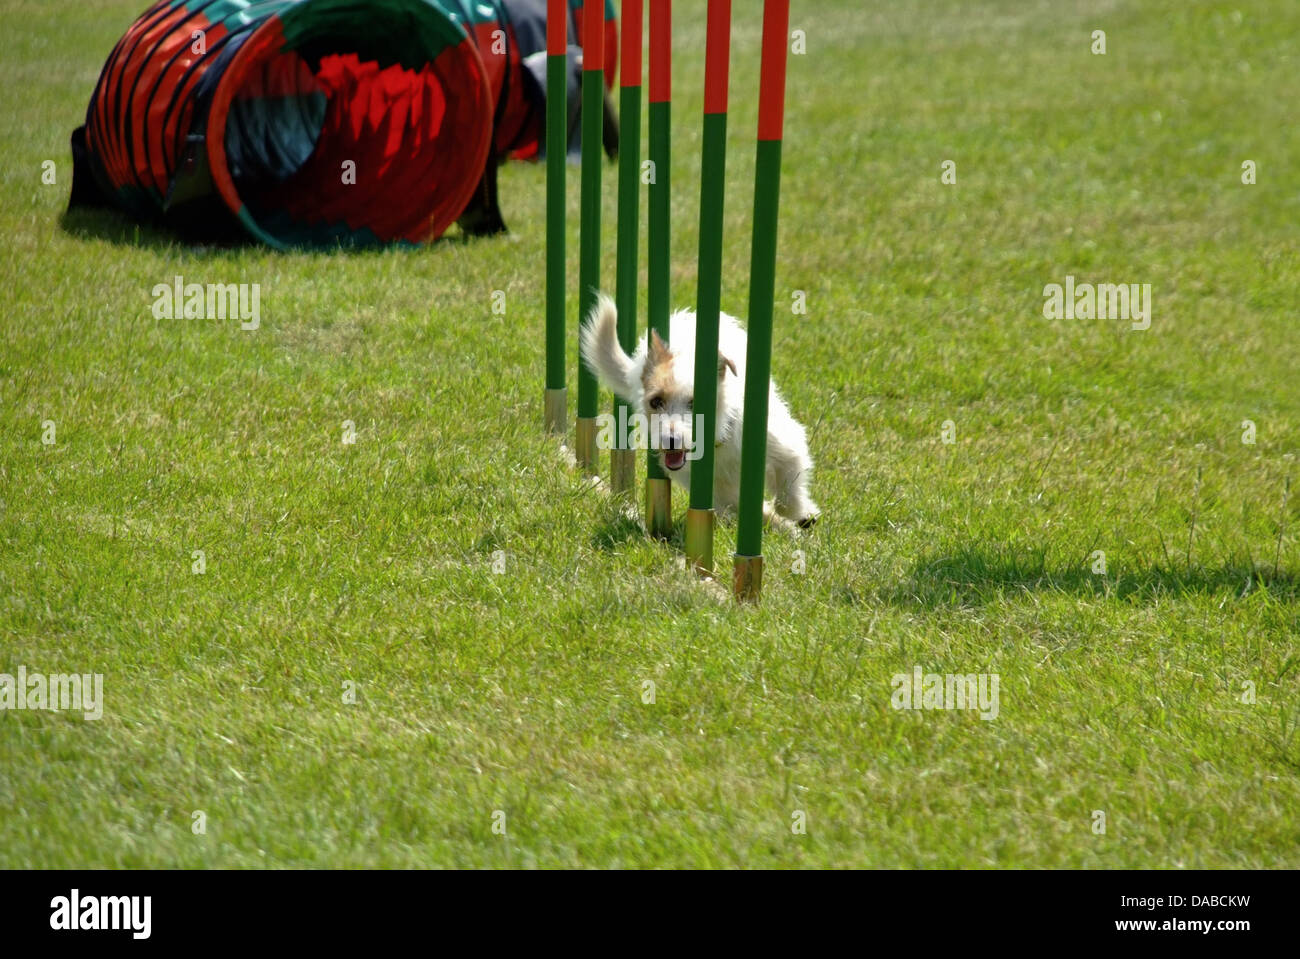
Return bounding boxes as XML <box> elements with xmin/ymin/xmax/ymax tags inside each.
<box><xmin>1</xmin><ymin>0</ymin><xmax>1297</xmax><ymax>867</ymax></box>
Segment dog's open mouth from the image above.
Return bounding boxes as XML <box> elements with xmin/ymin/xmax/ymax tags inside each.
<box><xmin>662</xmin><ymin>449</ymin><xmax>686</xmax><ymax>471</ymax></box>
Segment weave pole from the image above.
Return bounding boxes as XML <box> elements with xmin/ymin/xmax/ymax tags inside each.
<box><xmin>575</xmin><ymin>0</ymin><xmax>606</xmax><ymax>472</ymax></box>
<box><xmin>611</xmin><ymin>0</ymin><xmax>643</xmax><ymax>496</ymax></box>
<box><xmin>683</xmin><ymin>0</ymin><xmax>731</xmax><ymax>575</ymax></box>
<box><xmin>544</xmin><ymin>0</ymin><xmax>568</xmax><ymax>436</ymax></box>
<box><xmin>733</xmin><ymin>0</ymin><xmax>790</xmax><ymax>602</ymax></box>
<box><xmin>644</xmin><ymin>0</ymin><xmax>672</xmax><ymax>537</ymax></box>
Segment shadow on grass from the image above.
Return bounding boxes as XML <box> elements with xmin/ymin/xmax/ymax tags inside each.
<box><xmin>59</xmin><ymin>207</ymin><xmax>479</xmax><ymax>254</ymax></box>
<box><xmin>868</xmin><ymin>544</ymin><xmax>1299</xmax><ymax>608</ymax></box>
<box><xmin>589</xmin><ymin>503</ymin><xmax>694</xmax><ymax>553</ymax></box>
<box><xmin>60</xmin><ymin>207</ymin><xmax>251</xmax><ymax>251</ymax></box>
<box><xmin>591</xmin><ymin>511</ymin><xmax>655</xmax><ymax>552</ymax></box>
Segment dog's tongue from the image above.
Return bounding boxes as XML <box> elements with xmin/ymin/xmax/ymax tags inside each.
<box><xmin>664</xmin><ymin>449</ymin><xmax>686</xmax><ymax>470</ymax></box>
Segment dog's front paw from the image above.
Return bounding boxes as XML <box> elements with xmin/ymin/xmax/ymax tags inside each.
<box><xmin>793</xmin><ymin>501</ymin><xmax>820</xmax><ymax>530</ymax></box>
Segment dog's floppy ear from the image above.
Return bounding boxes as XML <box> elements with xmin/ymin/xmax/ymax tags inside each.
<box><xmin>642</xmin><ymin>330</ymin><xmax>674</xmax><ymax>391</ymax></box>
<box><xmin>648</xmin><ymin>330</ymin><xmax>672</xmax><ymax>369</ymax></box>
<box><xmin>718</xmin><ymin>352</ymin><xmax>737</xmax><ymax>380</ymax></box>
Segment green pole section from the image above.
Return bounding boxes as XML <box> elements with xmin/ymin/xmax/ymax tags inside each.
<box><xmin>612</xmin><ymin>0</ymin><xmax>642</xmax><ymax>496</ymax></box>
<box><xmin>544</xmin><ymin>0</ymin><xmax>567</xmax><ymax>434</ymax></box>
<box><xmin>683</xmin><ymin>0</ymin><xmax>730</xmax><ymax>574</ymax></box>
<box><xmin>734</xmin><ymin>0</ymin><xmax>790</xmax><ymax>603</ymax></box>
<box><xmin>645</xmin><ymin>1</ymin><xmax>672</xmax><ymax>538</ymax></box>
<box><xmin>735</xmin><ymin>138</ymin><xmax>782</xmax><ymax>559</ymax></box>
<box><xmin>646</xmin><ymin>98</ymin><xmax>672</xmax><ymax>435</ymax></box>
<box><xmin>684</xmin><ymin>109</ymin><xmax>726</xmax><ymax>572</ymax></box>
<box><xmin>689</xmin><ymin>110</ymin><xmax>727</xmax><ymax>511</ymax></box>
<box><xmin>576</xmin><ymin>1</ymin><xmax>605</xmax><ymax>470</ymax></box>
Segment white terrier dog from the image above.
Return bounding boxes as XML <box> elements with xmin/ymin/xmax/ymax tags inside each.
<box><xmin>580</xmin><ymin>293</ymin><xmax>819</xmax><ymax>528</ymax></box>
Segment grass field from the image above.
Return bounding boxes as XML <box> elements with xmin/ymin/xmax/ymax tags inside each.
<box><xmin>1</xmin><ymin>0</ymin><xmax>1298</xmax><ymax>868</ymax></box>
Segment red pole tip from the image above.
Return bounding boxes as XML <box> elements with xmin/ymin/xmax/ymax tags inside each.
<box><xmin>547</xmin><ymin>0</ymin><xmax>567</xmax><ymax>56</ymax></box>
<box><xmin>702</xmin><ymin>0</ymin><xmax>731</xmax><ymax>115</ymax></box>
<box><xmin>621</xmin><ymin>0</ymin><xmax>642</xmax><ymax>86</ymax></box>
<box><xmin>756</xmin><ymin>0</ymin><xmax>790</xmax><ymax>140</ymax></box>
<box><xmin>648</xmin><ymin>0</ymin><xmax>671</xmax><ymax>102</ymax></box>
<box><xmin>583</xmin><ymin>0</ymin><xmax>604</xmax><ymax>70</ymax></box>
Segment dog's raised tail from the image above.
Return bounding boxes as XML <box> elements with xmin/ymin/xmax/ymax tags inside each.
<box><xmin>579</xmin><ymin>292</ymin><xmax>640</xmax><ymax>403</ymax></box>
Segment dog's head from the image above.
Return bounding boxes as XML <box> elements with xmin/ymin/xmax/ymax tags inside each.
<box><xmin>641</xmin><ymin>330</ymin><xmax>737</xmax><ymax>474</ymax></box>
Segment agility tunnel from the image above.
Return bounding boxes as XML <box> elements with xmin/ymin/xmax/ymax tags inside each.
<box><xmin>70</xmin><ymin>0</ymin><xmax>617</xmax><ymax>248</ymax></box>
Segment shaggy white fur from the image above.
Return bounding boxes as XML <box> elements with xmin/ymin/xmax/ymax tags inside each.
<box><xmin>580</xmin><ymin>292</ymin><xmax>819</xmax><ymax>528</ymax></box>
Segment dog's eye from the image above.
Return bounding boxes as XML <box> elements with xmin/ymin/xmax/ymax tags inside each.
<box><xmin>649</xmin><ymin>396</ymin><xmax>664</xmax><ymax>410</ymax></box>
<box><xmin>687</xmin><ymin>398</ymin><xmax>694</xmax><ymax>410</ymax></box>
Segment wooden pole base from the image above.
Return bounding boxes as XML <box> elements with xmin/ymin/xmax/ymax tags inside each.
<box><xmin>684</xmin><ymin>507</ymin><xmax>714</xmax><ymax>576</ymax></box>
<box><xmin>545</xmin><ymin>388</ymin><xmax>567</xmax><ymax>436</ymax></box>
<box><xmin>575</xmin><ymin>417</ymin><xmax>599</xmax><ymax>474</ymax></box>
<box><xmin>733</xmin><ymin>554</ymin><xmax>763</xmax><ymax>603</ymax></box>
<box><xmin>645</xmin><ymin>477</ymin><xmax>672</xmax><ymax>539</ymax></box>
<box><xmin>611</xmin><ymin>448</ymin><xmax>636</xmax><ymax>497</ymax></box>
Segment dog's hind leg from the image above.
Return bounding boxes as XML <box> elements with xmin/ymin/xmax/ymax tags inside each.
<box><xmin>768</xmin><ymin>442</ymin><xmax>820</xmax><ymax>529</ymax></box>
